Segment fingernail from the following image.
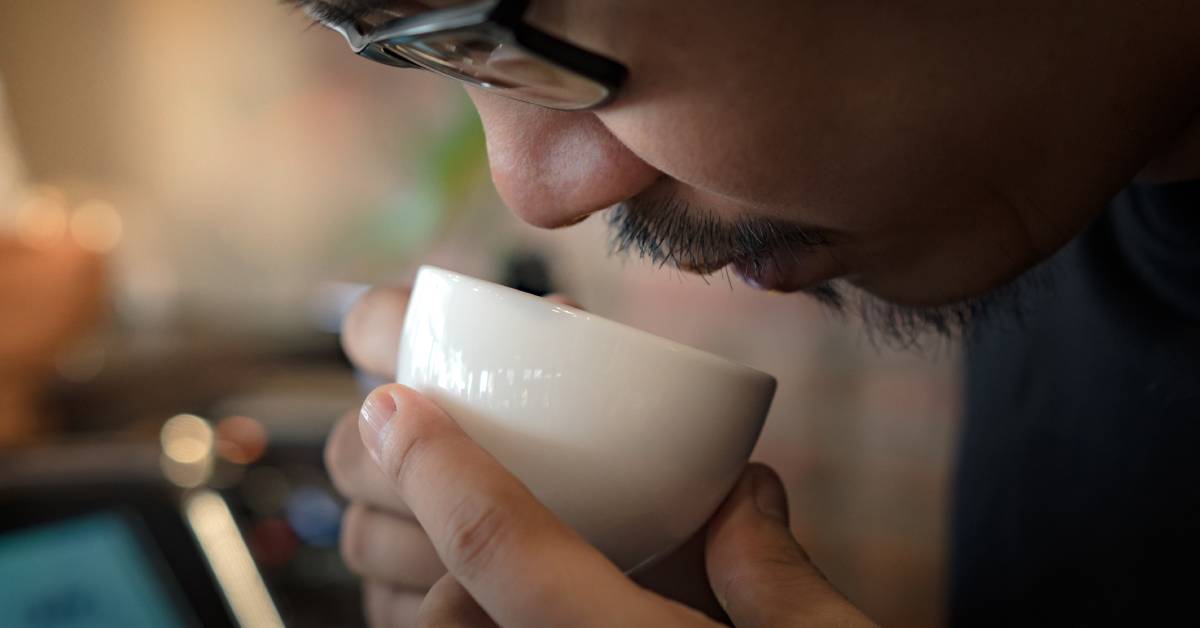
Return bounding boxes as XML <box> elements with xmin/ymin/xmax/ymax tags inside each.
<box><xmin>751</xmin><ymin>466</ymin><xmax>790</xmax><ymax>524</ymax></box>
<box><xmin>359</xmin><ymin>390</ymin><xmax>396</xmax><ymax>462</ymax></box>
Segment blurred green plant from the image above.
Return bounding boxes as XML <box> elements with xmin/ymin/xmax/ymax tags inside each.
<box><xmin>334</xmin><ymin>94</ymin><xmax>490</xmax><ymax>267</ymax></box>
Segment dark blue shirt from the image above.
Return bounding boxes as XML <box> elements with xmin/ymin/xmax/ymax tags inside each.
<box><xmin>953</xmin><ymin>180</ymin><xmax>1200</xmax><ymax>626</ymax></box>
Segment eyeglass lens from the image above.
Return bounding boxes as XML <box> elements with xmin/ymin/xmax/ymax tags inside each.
<box><xmin>370</xmin><ymin>32</ymin><xmax>611</xmax><ymax>110</ymax></box>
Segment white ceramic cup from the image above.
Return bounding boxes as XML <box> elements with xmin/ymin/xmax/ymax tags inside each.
<box><xmin>397</xmin><ymin>266</ymin><xmax>777</xmax><ymax>572</ymax></box>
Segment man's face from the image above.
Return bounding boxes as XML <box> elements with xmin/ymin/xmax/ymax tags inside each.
<box><xmin>306</xmin><ymin>1</ymin><xmax>1199</xmax><ymax>308</ymax></box>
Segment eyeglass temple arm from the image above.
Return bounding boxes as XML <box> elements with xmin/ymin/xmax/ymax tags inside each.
<box><xmin>329</xmin><ymin>21</ymin><xmax>420</xmax><ymax>69</ymax></box>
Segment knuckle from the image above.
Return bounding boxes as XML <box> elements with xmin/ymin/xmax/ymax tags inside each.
<box><xmin>720</xmin><ymin>556</ymin><xmax>841</xmax><ymax>624</ymax></box>
<box><xmin>719</xmin><ymin>558</ymin><xmax>793</xmax><ymax>608</ymax></box>
<box><xmin>440</xmin><ymin>495</ymin><xmax>510</xmax><ymax>578</ymax></box>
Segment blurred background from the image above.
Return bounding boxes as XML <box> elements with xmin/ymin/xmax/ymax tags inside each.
<box><xmin>0</xmin><ymin>1</ymin><xmax>960</xmax><ymax>626</ymax></box>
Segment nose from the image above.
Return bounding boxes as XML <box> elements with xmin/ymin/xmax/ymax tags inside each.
<box><xmin>467</xmin><ymin>91</ymin><xmax>661</xmax><ymax>229</ymax></box>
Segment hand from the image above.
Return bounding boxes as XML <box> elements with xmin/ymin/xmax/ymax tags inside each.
<box><xmin>327</xmin><ymin>286</ymin><xmax>616</xmax><ymax>624</ymax></box>
<box><xmin>329</xmin><ymin>286</ymin><xmax>877</xmax><ymax>627</ymax></box>
<box><xmin>328</xmin><ymin>286</ymin><xmax>445</xmax><ymax>624</ymax></box>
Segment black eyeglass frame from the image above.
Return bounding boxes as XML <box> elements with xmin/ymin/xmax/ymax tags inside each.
<box><xmin>321</xmin><ymin>0</ymin><xmax>628</xmax><ymax>111</ymax></box>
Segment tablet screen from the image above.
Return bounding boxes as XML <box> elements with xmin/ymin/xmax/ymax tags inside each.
<box><xmin>0</xmin><ymin>511</ymin><xmax>193</xmax><ymax>628</ymax></box>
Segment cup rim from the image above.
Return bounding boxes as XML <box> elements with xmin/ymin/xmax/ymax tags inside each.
<box><xmin>415</xmin><ymin>265</ymin><xmax>777</xmax><ymax>387</ymax></box>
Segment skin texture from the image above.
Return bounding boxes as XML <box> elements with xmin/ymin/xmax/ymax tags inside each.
<box><xmin>310</xmin><ymin>1</ymin><xmax>1200</xmax><ymax>626</ymax></box>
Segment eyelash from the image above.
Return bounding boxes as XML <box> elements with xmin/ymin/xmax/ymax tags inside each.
<box><xmin>297</xmin><ymin>1</ymin><xmax>418</xmax><ymax>29</ymax></box>
<box><xmin>293</xmin><ymin>1</ymin><xmax>355</xmax><ymax>27</ymax></box>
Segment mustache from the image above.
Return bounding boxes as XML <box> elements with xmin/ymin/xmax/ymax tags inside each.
<box><xmin>603</xmin><ymin>191</ymin><xmax>1052</xmax><ymax>349</ymax></box>
<box><xmin>605</xmin><ymin>193</ymin><xmax>832</xmax><ymax>275</ymax></box>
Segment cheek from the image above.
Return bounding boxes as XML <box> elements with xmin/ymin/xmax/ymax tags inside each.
<box><xmin>594</xmin><ymin>95</ymin><xmax>897</xmax><ymax>233</ymax></box>
<box><xmin>578</xmin><ymin>2</ymin><xmax>998</xmax><ymax>236</ymax></box>
<box><xmin>591</xmin><ymin>69</ymin><xmax>1039</xmax><ymax>304</ymax></box>
<box><xmin>592</xmin><ymin>63</ymin><xmax>1004</xmax><ymax>244</ymax></box>
<box><xmin>596</xmin><ymin>101</ymin><xmax>795</xmax><ymax>206</ymax></box>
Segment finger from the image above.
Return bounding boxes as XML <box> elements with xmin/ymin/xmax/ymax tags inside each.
<box><xmin>341</xmin><ymin>503</ymin><xmax>447</xmax><ymax>590</ymax></box>
<box><xmin>706</xmin><ymin>464</ymin><xmax>878</xmax><ymax>628</ymax></box>
<box><xmin>359</xmin><ymin>385</ymin><xmax>705</xmax><ymax>628</ymax></box>
<box><xmin>364</xmin><ymin>581</ymin><xmax>425</xmax><ymax>628</ymax></box>
<box><xmin>342</xmin><ymin>286</ymin><xmax>410</xmax><ymax>379</ymax></box>
<box><xmin>327</xmin><ymin>411</ymin><xmax>414</xmax><ymax>515</ymax></box>
<box><xmin>417</xmin><ymin>575</ymin><xmax>498</xmax><ymax>628</ymax></box>
<box><xmin>631</xmin><ymin>528</ymin><xmax>728</xmax><ymax>624</ymax></box>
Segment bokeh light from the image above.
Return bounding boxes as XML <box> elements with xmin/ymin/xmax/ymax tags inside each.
<box><xmin>217</xmin><ymin>415</ymin><xmax>269</xmax><ymax>465</ymax></box>
<box><xmin>15</xmin><ymin>186</ymin><xmax>69</xmax><ymax>249</ymax></box>
<box><xmin>69</xmin><ymin>199</ymin><xmax>123</xmax><ymax>253</ymax></box>
<box><xmin>160</xmin><ymin>414</ymin><xmax>216</xmax><ymax>488</ymax></box>
<box><xmin>251</xmin><ymin>518</ymin><xmax>299</xmax><ymax>568</ymax></box>
<box><xmin>162</xmin><ymin>414</ymin><xmax>214</xmax><ymax>464</ymax></box>
<box><xmin>285</xmin><ymin>486</ymin><xmax>342</xmax><ymax>548</ymax></box>
<box><xmin>54</xmin><ymin>338</ymin><xmax>107</xmax><ymax>383</ymax></box>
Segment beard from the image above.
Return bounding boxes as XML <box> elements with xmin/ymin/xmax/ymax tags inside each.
<box><xmin>796</xmin><ymin>271</ymin><xmax>1050</xmax><ymax>349</ymax></box>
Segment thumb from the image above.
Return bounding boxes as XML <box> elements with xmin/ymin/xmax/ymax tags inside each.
<box><xmin>705</xmin><ymin>464</ymin><xmax>877</xmax><ymax>628</ymax></box>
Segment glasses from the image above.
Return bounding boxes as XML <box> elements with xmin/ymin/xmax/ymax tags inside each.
<box><xmin>319</xmin><ymin>0</ymin><xmax>628</xmax><ymax>111</ymax></box>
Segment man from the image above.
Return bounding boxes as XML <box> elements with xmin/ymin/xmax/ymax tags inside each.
<box><xmin>301</xmin><ymin>1</ymin><xmax>1200</xmax><ymax>625</ymax></box>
